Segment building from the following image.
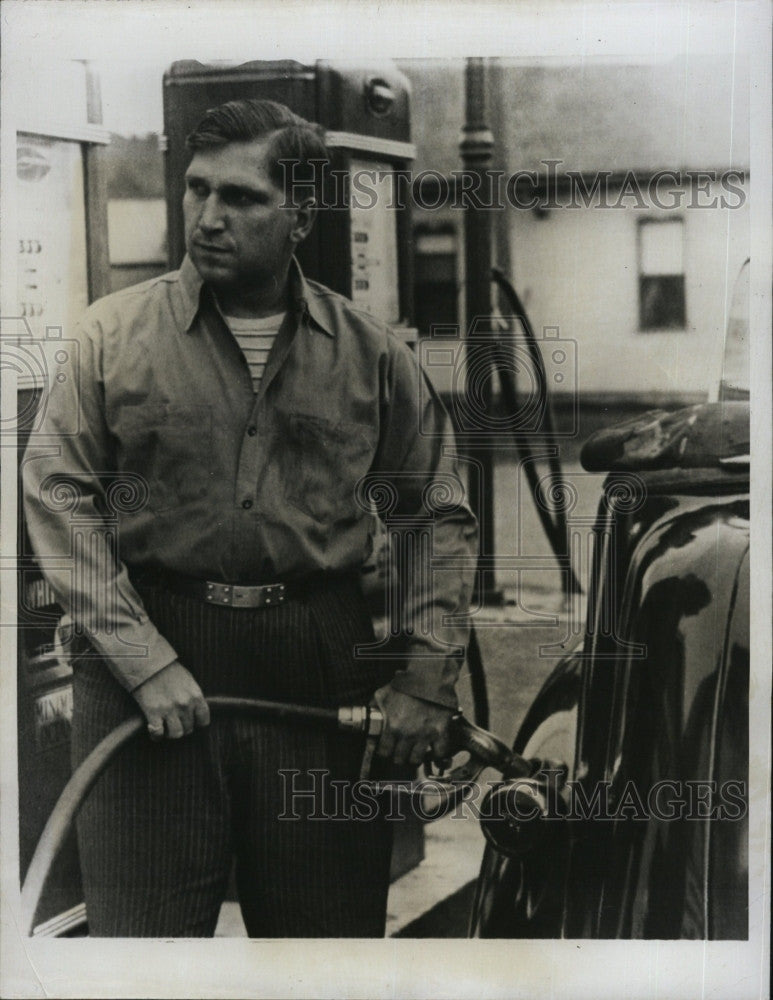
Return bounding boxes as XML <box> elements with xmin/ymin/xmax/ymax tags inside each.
<box><xmin>401</xmin><ymin>56</ymin><xmax>750</xmax><ymax>409</ymax></box>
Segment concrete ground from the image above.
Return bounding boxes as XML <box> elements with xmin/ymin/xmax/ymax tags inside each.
<box><xmin>216</xmin><ymin>447</ymin><xmax>607</xmax><ymax>938</ymax></box>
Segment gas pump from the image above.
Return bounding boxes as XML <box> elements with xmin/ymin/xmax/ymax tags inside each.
<box><xmin>12</xmin><ymin>60</ymin><xmax>110</xmax><ymax>936</ymax></box>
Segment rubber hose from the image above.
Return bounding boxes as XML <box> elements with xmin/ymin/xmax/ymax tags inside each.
<box><xmin>466</xmin><ymin>625</ymin><xmax>489</xmax><ymax>730</ymax></box>
<box><xmin>495</xmin><ymin>271</ymin><xmax>582</xmax><ymax>593</ymax></box>
<box><xmin>497</xmin><ymin>350</ymin><xmax>582</xmax><ymax>593</ymax></box>
<box><xmin>492</xmin><ymin>268</ymin><xmax>583</xmax><ymax>596</ymax></box>
<box><xmin>496</xmin><ymin>355</ymin><xmax>566</xmax><ymax>554</ymax></box>
<box><xmin>21</xmin><ymin>696</ymin><xmax>341</xmax><ymax>937</ymax></box>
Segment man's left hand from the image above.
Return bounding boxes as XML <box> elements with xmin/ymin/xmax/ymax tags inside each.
<box><xmin>372</xmin><ymin>684</ymin><xmax>454</xmax><ymax>767</ymax></box>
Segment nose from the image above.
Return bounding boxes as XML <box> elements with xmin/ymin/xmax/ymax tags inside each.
<box><xmin>197</xmin><ymin>193</ymin><xmax>226</xmax><ymax>234</ymax></box>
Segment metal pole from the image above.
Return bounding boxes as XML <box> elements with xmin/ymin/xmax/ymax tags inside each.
<box><xmin>488</xmin><ymin>58</ymin><xmax>513</xmax><ymax>287</ymax></box>
<box><xmin>460</xmin><ymin>58</ymin><xmax>500</xmax><ymax>603</ymax></box>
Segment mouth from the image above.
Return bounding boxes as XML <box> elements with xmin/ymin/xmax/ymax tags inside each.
<box><xmin>193</xmin><ymin>241</ymin><xmax>232</xmax><ymax>255</ymax></box>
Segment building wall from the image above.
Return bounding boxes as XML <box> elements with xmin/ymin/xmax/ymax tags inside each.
<box><xmin>506</xmin><ymin>179</ymin><xmax>749</xmax><ymax>398</ymax></box>
<box><xmin>415</xmin><ymin>177</ymin><xmax>749</xmax><ymax>403</ymax></box>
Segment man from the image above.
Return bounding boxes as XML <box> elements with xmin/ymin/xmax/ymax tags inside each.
<box><xmin>22</xmin><ymin>99</ymin><xmax>477</xmax><ymax>937</ymax></box>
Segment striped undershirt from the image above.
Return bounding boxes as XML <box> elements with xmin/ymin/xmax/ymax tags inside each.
<box><xmin>224</xmin><ymin>312</ymin><xmax>286</xmax><ymax>392</ymax></box>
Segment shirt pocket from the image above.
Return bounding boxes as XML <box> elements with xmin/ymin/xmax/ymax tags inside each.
<box><xmin>282</xmin><ymin>412</ymin><xmax>376</xmax><ymax>524</ymax></box>
<box><xmin>115</xmin><ymin>404</ymin><xmax>213</xmax><ymax>513</ymax></box>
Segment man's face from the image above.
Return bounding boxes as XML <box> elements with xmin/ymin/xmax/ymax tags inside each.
<box><xmin>183</xmin><ymin>138</ymin><xmax>303</xmax><ymax>296</ymax></box>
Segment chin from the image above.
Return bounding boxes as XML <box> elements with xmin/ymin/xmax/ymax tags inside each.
<box><xmin>190</xmin><ymin>254</ymin><xmax>237</xmax><ymax>286</ymax></box>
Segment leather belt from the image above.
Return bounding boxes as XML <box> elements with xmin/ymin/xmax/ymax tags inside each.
<box><xmin>131</xmin><ymin>568</ymin><xmax>356</xmax><ymax>610</ymax></box>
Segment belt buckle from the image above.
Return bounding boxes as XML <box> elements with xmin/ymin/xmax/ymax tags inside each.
<box><xmin>205</xmin><ymin>581</ymin><xmax>285</xmax><ymax>608</ymax></box>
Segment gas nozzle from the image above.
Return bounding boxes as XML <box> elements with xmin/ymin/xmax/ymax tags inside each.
<box><xmin>448</xmin><ymin>714</ymin><xmax>535</xmax><ymax>780</ymax></box>
<box><xmin>353</xmin><ymin>710</ymin><xmax>563</xmax><ymax>822</ymax></box>
<box><xmin>337</xmin><ymin>705</ymin><xmax>567</xmax><ymax>829</ymax></box>
<box><xmin>404</xmin><ymin>714</ymin><xmax>555</xmax><ymax>820</ymax></box>
<box><xmin>337</xmin><ymin>703</ymin><xmax>385</xmax><ymax>780</ymax></box>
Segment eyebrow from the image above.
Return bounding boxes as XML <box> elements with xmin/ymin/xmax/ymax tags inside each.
<box><xmin>185</xmin><ymin>175</ymin><xmax>270</xmax><ymax>201</ymax></box>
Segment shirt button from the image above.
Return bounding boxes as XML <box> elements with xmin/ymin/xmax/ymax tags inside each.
<box><xmin>241</xmin><ymin>499</ymin><xmax>253</xmax><ymax>509</ymax></box>
<box><xmin>247</xmin><ymin>425</ymin><xmax>257</xmax><ymax>436</ymax></box>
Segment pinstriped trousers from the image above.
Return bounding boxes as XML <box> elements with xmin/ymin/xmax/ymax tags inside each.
<box><xmin>71</xmin><ymin>576</ymin><xmax>397</xmax><ymax>937</ymax></box>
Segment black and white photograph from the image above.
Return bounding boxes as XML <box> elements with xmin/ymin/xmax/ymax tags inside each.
<box><xmin>1</xmin><ymin>1</ymin><xmax>770</xmax><ymax>997</ymax></box>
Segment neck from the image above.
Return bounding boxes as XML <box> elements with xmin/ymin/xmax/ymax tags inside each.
<box><xmin>215</xmin><ymin>266</ymin><xmax>290</xmax><ymax>319</ymax></box>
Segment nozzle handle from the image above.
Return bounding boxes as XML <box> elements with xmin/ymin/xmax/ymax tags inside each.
<box><xmin>449</xmin><ymin>714</ymin><xmax>533</xmax><ymax>779</ymax></box>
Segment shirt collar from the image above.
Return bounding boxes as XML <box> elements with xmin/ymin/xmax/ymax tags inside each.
<box><xmin>178</xmin><ymin>254</ymin><xmax>334</xmax><ymax>338</ymax></box>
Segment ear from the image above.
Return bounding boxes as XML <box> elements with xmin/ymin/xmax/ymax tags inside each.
<box><xmin>290</xmin><ymin>196</ymin><xmax>317</xmax><ymax>246</ymax></box>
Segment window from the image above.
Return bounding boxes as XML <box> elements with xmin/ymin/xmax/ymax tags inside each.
<box><xmin>414</xmin><ymin>225</ymin><xmax>459</xmax><ymax>334</ymax></box>
<box><xmin>638</xmin><ymin>219</ymin><xmax>686</xmax><ymax>330</ymax></box>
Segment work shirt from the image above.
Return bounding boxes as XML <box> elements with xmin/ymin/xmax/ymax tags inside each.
<box><xmin>22</xmin><ymin>256</ymin><xmax>478</xmax><ymax>708</ymax></box>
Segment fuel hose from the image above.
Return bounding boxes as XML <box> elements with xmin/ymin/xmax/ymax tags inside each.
<box><xmin>21</xmin><ymin>695</ymin><xmax>532</xmax><ymax>937</ymax></box>
<box><xmin>491</xmin><ymin>267</ymin><xmax>583</xmax><ymax>596</ymax></box>
<box><xmin>20</xmin><ymin>696</ymin><xmax>346</xmax><ymax>937</ymax></box>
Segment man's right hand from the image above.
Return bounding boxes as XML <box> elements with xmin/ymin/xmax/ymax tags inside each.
<box><xmin>132</xmin><ymin>660</ymin><xmax>210</xmax><ymax>740</ymax></box>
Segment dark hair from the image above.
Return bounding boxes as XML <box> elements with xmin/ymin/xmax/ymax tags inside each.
<box><xmin>186</xmin><ymin>98</ymin><xmax>328</xmax><ymax>201</ymax></box>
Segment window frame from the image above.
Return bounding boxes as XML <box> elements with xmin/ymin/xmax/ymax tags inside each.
<box><xmin>637</xmin><ymin>216</ymin><xmax>687</xmax><ymax>332</ymax></box>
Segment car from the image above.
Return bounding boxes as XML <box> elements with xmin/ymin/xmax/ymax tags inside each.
<box><xmin>468</xmin><ymin>262</ymin><xmax>751</xmax><ymax>939</ymax></box>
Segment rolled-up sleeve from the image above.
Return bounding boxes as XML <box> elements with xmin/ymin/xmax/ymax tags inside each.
<box><xmin>373</xmin><ymin>335</ymin><xmax>479</xmax><ymax>709</ymax></box>
<box><xmin>21</xmin><ymin>316</ymin><xmax>178</xmax><ymax>691</ymax></box>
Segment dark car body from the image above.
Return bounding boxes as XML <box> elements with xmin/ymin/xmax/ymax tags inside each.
<box><xmin>469</xmin><ymin>400</ymin><xmax>750</xmax><ymax>939</ymax></box>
